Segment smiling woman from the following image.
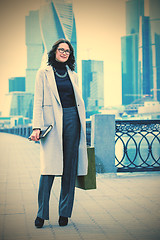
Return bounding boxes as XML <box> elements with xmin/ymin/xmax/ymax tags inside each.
<box><xmin>29</xmin><ymin>38</ymin><xmax>88</xmax><ymax>228</ymax></box>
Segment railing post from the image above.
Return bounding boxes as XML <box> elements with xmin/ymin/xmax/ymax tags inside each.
<box><xmin>91</xmin><ymin>114</ymin><xmax>117</xmax><ymax>173</ymax></box>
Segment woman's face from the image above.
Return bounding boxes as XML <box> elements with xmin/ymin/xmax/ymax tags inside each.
<box><xmin>55</xmin><ymin>43</ymin><xmax>70</xmax><ymax>63</ymax></box>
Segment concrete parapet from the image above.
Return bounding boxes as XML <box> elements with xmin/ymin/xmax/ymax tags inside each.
<box><xmin>91</xmin><ymin>114</ymin><xmax>117</xmax><ymax>173</ymax></box>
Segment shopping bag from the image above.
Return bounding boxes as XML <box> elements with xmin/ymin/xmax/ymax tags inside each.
<box><xmin>76</xmin><ymin>147</ymin><xmax>96</xmax><ymax>190</ymax></box>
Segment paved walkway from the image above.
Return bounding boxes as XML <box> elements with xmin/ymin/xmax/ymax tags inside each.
<box><xmin>0</xmin><ymin>132</ymin><xmax>160</xmax><ymax>240</ymax></box>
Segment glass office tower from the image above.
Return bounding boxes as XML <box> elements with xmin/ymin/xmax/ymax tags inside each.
<box><xmin>121</xmin><ymin>34</ymin><xmax>139</xmax><ymax>105</ymax></box>
<box><xmin>82</xmin><ymin>60</ymin><xmax>104</xmax><ymax>118</ymax></box>
<box><xmin>9</xmin><ymin>77</ymin><xmax>25</xmax><ymax>92</ymax></box>
<box><xmin>121</xmin><ymin>0</ymin><xmax>156</xmax><ymax>105</ymax></box>
<box><xmin>126</xmin><ymin>0</ymin><xmax>144</xmax><ymax>34</ymax></box>
<box><xmin>2</xmin><ymin>77</ymin><xmax>33</xmax><ymax>119</ymax></box>
<box><xmin>138</xmin><ymin>16</ymin><xmax>153</xmax><ymax>97</ymax></box>
<box><xmin>149</xmin><ymin>0</ymin><xmax>160</xmax><ymax>101</ymax></box>
<box><xmin>122</xmin><ymin>0</ymin><xmax>144</xmax><ymax>105</ymax></box>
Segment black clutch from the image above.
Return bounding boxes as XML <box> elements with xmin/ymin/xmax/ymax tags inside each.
<box><xmin>39</xmin><ymin>125</ymin><xmax>53</xmax><ymax>138</ymax></box>
<box><xmin>28</xmin><ymin>125</ymin><xmax>53</xmax><ymax>141</ymax></box>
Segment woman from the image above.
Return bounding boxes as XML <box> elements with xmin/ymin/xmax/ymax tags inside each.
<box><xmin>30</xmin><ymin>39</ymin><xmax>88</xmax><ymax>228</ymax></box>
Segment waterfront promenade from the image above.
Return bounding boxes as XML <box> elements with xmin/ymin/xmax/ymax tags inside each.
<box><xmin>0</xmin><ymin>132</ymin><xmax>160</xmax><ymax>240</ymax></box>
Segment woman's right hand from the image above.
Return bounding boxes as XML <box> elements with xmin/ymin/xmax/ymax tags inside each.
<box><xmin>30</xmin><ymin>129</ymin><xmax>41</xmax><ymax>141</ymax></box>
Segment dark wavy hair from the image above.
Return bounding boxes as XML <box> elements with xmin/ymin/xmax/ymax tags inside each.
<box><xmin>47</xmin><ymin>39</ymin><xmax>76</xmax><ymax>71</ymax></box>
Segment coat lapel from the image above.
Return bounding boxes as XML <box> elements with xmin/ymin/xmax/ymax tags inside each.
<box><xmin>68</xmin><ymin>70</ymin><xmax>82</xmax><ymax>102</ymax></box>
<box><xmin>45</xmin><ymin>65</ymin><xmax>61</xmax><ymax>105</ymax></box>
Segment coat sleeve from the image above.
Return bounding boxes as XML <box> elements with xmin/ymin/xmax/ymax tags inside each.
<box><xmin>74</xmin><ymin>72</ymin><xmax>79</xmax><ymax>87</ymax></box>
<box><xmin>32</xmin><ymin>69</ymin><xmax>44</xmax><ymax>129</ymax></box>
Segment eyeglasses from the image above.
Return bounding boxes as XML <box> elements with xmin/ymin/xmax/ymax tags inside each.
<box><xmin>57</xmin><ymin>48</ymin><xmax>71</xmax><ymax>55</ymax></box>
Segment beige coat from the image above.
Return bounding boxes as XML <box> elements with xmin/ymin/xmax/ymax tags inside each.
<box><xmin>32</xmin><ymin>65</ymin><xmax>88</xmax><ymax>175</ymax></box>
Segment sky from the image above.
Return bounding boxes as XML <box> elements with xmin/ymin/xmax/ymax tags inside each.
<box><xmin>0</xmin><ymin>0</ymin><xmax>126</xmax><ymax>112</ymax></box>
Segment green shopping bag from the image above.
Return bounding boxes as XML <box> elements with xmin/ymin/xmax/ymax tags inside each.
<box><xmin>76</xmin><ymin>147</ymin><xmax>96</xmax><ymax>190</ymax></box>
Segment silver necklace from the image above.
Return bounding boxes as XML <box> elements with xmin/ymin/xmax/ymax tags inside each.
<box><xmin>53</xmin><ymin>68</ymin><xmax>67</xmax><ymax>78</ymax></box>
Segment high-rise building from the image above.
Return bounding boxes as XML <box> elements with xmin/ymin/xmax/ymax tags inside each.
<box><xmin>121</xmin><ymin>34</ymin><xmax>140</xmax><ymax>105</ymax></box>
<box><xmin>121</xmin><ymin>0</ymin><xmax>159</xmax><ymax>105</ymax></box>
<box><xmin>25</xmin><ymin>0</ymin><xmax>77</xmax><ymax>94</ymax></box>
<box><xmin>138</xmin><ymin>16</ymin><xmax>153</xmax><ymax>96</ymax></box>
<box><xmin>9</xmin><ymin>77</ymin><xmax>25</xmax><ymax>92</ymax></box>
<box><xmin>82</xmin><ymin>60</ymin><xmax>104</xmax><ymax>118</ymax></box>
<box><xmin>25</xmin><ymin>10</ymin><xmax>43</xmax><ymax>93</ymax></box>
<box><xmin>126</xmin><ymin>0</ymin><xmax>144</xmax><ymax>34</ymax></box>
<box><xmin>3</xmin><ymin>92</ymin><xmax>34</xmax><ymax>119</ymax></box>
<box><xmin>122</xmin><ymin>0</ymin><xmax>144</xmax><ymax>105</ymax></box>
<box><xmin>2</xmin><ymin>77</ymin><xmax>33</xmax><ymax>119</ymax></box>
<box><xmin>149</xmin><ymin>0</ymin><xmax>160</xmax><ymax>101</ymax></box>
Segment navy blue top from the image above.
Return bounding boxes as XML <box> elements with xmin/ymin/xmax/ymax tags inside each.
<box><xmin>52</xmin><ymin>61</ymin><xmax>76</xmax><ymax>108</ymax></box>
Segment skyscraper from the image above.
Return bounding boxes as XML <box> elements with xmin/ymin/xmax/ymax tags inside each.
<box><xmin>25</xmin><ymin>10</ymin><xmax>43</xmax><ymax>93</ymax></box>
<box><xmin>138</xmin><ymin>16</ymin><xmax>153</xmax><ymax>96</ymax></box>
<box><xmin>122</xmin><ymin>0</ymin><xmax>144</xmax><ymax>105</ymax></box>
<box><xmin>82</xmin><ymin>60</ymin><xmax>104</xmax><ymax>118</ymax></box>
<box><xmin>2</xmin><ymin>77</ymin><xmax>33</xmax><ymax>119</ymax></box>
<box><xmin>121</xmin><ymin>34</ymin><xmax>139</xmax><ymax>105</ymax></box>
<box><xmin>121</xmin><ymin>0</ymin><xmax>157</xmax><ymax>106</ymax></box>
<box><xmin>25</xmin><ymin>0</ymin><xmax>77</xmax><ymax>94</ymax></box>
<box><xmin>149</xmin><ymin>0</ymin><xmax>160</xmax><ymax>101</ymax></box>
<box><xmin>126</xmin><ymin>0</ymin><xmax>144</xmax><ymax>34</ymax></box>
<box><xmin>9</xmin><ymin>77</ymin><xmax>25</xmax><ymax>93</ymax></box>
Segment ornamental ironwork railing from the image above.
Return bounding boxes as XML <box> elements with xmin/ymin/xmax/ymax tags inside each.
<box><xmin>115</xmin><ymin>120</ymin><xmax>160</xmax><ymax>172</ymax></box>
<box><xmin>1</xmin><ymin>119</ymin><xmax>160</xmax><ymax>172</ymax></box>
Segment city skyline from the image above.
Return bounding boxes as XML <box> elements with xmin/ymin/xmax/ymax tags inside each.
<box><xmin>1</xmin><ymin>0</ymin><xmax>159</xmax><ymax>114</ymax></box>
<box><xmin>0</xmin><ymin>0</ymin><xmax>126</xmax><ymax>113</ymax></box>
<box><xmin>121</xmin><ymin>0</ymin><xmax>160</xmax><ymax>105</ymax></box>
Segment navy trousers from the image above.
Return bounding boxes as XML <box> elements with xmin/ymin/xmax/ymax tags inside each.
<box><xmin>37</xmin><ymin>106</ymin><xmax>80</xmax><ymax>220</ymax></box>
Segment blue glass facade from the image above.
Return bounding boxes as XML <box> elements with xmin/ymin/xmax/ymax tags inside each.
<box><xmin>149</xmin><ymin>0</ymin><xmax>160</xmax><ymax>101</ymax></box>
<box><xmin>121</xmin><ymin>34</ymin><xmax>139</xmax><ymax>105</ymax></box>
<box><xmin>121</xmin><ymin>0</ymin><xmax>157</xmax><ymax>106</ymax></box>
<box><xmin>9</xmin><ymin>77</ymin><xmax>25</xmax><ymax>92</ymax></box>
<box><xmin>122</xmin><ymin>0</ymin><xmax>144</xmax><ymax>105</ymax></box>
<box><xmin>2</xmin><ymin>77</ymin><xmax>34</xmax><ymax>120</ymax></box>
<box><xmin>140</xmin><ymin>16</ymin><xmax>153</xmax><ymax>96</ymax></box>
<box><xmin>82</xmin><ymin>60</ymin><xmax>104</xmax><ymax>118</ymax></box>
<box><xmin>155</xmin><ymin>34</ymin><xmax>160</xmax><ymax>101</ymax></box>
<box><xmin>3</xmin><ymin>92</ymin><xmax>34</xmax><ymax>120</ymax></box>
<box><xmin>126</xmin><ymin>0</ymin><xmax>144</xmax><ymax>34</ymax></box>
<box><xmin>25</xmin><ymin>10</ymin><xmax>44</xmax><ymax>94</ymax></box>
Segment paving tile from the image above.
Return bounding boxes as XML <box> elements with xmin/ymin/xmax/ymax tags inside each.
<box><xmin>5</xmin><ymin>204</ymin><xmax>25</xmax><ymax>215</ymax></box>
<box><xmin>3</xmin><ymin>214</ymin><xmax>29</xmax><ymax>239</ymax></box>
<box><xmin>0</xmin><ymin>133</ymin><xmax>160</xmax><ymax>240</ymax></box>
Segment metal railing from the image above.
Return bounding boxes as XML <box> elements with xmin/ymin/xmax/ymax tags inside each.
<box><xmin>1</xmin><ymin>123</ymin><xmax>92</xmax><ymax>144</ymax></box>
<box><xmin>0</xmin><ymin>126</ymin><xmax>32</xmax><ymax>139</ymax></box>
<box><xmin>86</xmin><ymin>119</ymin><xmax>160</xmax><ymax>172</ymax></box>
<box><xmin>1</xmin><ymin>119</ymin><xmax>160</xmax><ymax>172</ymax></box>
<box><xmin>115</xmin><ymin>120</ymin><xmax>160</xmax><ymax>172</ymax></box>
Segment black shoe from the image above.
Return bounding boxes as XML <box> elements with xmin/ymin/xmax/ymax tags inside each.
<box><xmin>58</xmin><ymin>216</ymin><xmax>68</xmax><ymax>226</ymax></box>
<box><xmin>35</xmin><ymin>216</ymin><xmax>44</xmax><ymax>228</ymax></box>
